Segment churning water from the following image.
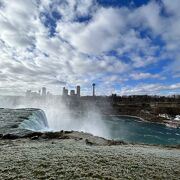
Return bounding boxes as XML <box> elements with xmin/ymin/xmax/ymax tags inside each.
<box><xmin>104</xmin><ymin>116</ymin><xmax>180</xmax><ymax>145</ymax></box>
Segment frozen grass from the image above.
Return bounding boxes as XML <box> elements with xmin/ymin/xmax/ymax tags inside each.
<box><xmin>0</xmin><ymin>139</ymin><xmax>180</xmax><ymax>180</ymax></box>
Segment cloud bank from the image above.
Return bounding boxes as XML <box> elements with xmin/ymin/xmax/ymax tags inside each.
<box><xmin>0</xmin><ymin>0</ymin><xmax>179</xmax><ymax>95</ymax></box>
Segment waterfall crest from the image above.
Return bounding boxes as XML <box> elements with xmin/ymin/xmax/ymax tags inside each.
<box><xmin>19</xmin><ymin>110</ymin><xmax>49</xmax><ymax>131</ymax></box>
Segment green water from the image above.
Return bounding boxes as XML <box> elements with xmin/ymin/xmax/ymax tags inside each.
<box><xmin>105</xmin><ymin>116</ymin><xmax>180</xmax><ymax>145</ymax></box>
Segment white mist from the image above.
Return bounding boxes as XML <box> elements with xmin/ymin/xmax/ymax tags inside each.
<box><xmin>0</xmin><ymin>96</ymin><xmax>110</xmax><ymax>138</ymax></box>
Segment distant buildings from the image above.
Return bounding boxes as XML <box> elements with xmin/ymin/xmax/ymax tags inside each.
<box><xmin>26</xmin><ymin>85</ymin><xmax>82</xmax><ymax>98</ymax></box>
<box><xmin>26</xmin><ymin>90</ymin><xmax>40</xmax><ymax>97</ymax></box>
<box><xmin>26</xmin><ymin>87</ymin><xmax>50</xmax><ymax>98</ymax></box>
<box><xmin>26</xmin><ymin>83</ymin><xmax>98</xmax><ymax>98</ymax></box>
<box><xmin>62</xmin><ymin>85</ymin><xmax>81</xmax><ymax>97</ymax></box>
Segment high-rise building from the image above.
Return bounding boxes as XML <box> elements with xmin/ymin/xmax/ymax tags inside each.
<box><xmin>62</xmin><ymin>87</ymin><xmax>68</xmax><ymax>96</ymax></box>
<box><xmin>92</xmin><ymin>83</ymin><xmax>95</xmax><ymax>96</ymax></box>
<box><xmin>63</xmin><ymin>87</ymin><xmax>65</xmax><ymax>95</ymax></box>
<box><xmin>42</xmin><ymin>87</ymin><xmax>46</xmax><ymax>96</ymax></box>
<box><xmin>70</xmin><ymin>90</ymin><xmax>75</xmax><ymax>96</ymax></box>
<box><xmin>76</xmin><ymin>85</ymin><xmax>80</xmax><ymax>97</ymax></box>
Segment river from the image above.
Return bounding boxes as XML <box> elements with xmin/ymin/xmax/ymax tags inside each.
<box><xmin>104</xmin><ymin>116</ymin><xmax>180</xmax><ymax>145</ymax></box>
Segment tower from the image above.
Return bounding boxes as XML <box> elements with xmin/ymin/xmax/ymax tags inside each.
<box><xmin>92</xmin><ymin>83</ymin><xmax>95</xmax><ymax>96</ymax></box>
<box><xmin>76</xmin><ymin>85</ymin><xmax>80</xmax><ymax>97</ymax></box>
<box><xmin>42</xmin><ymin>87</ymin><xmax>46</xmax><ymax>96</ymax></box>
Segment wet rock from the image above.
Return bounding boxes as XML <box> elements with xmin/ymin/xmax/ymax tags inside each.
<box><xmin>11</xmin><ymin>124</ymin><xmax>18</xmax><ymax>128</ymax></box>
<box><xmin>2</xmin><ymin>134</ymin><xmax>19</xmax><ymax>139</ymax></box>
<box><xmin>107</xmin><ymin>140</ymin><xmax>127</xmax><ymax>146</ymax></box>
<box><xmin>85</xmin><ymin>139</ymin><xmax>94</xmax><ymax>146</ymax></box>
<box><xmin>40</xmin><ymin>133</ymin><xmax>48</xmax><ymax>139</ymax></box>
<box><xmin>18</xmin><ymin>116</ymin><xmax>29</xmax><ymax>120</ymax></box>
<box><xmin>64</xmin><ymin>130</ymin><xmax>73</xmax><ymax>134</ymax></box>
<box><xmin>59</xmin><ymin>135</ymin><xmax>70</xmax><ymax>139</ymax></box>
<box><xmin>24</xmin><ymin>132</ymin><xmax>43</xmax><ymax>139</ymax></box>
<box><xmin>74</xmin><ymin>137</ymin><xmax>83</xmax><ymax>141</ymax></box>
<box><xmin>31</xmin><ymin>136</ymin><xmax>39</xmax><ymax>140</ymax></box>
<box><xmin>43</xmin><ymin>131</ymin><xmax>64</xmax><ymax>139</ymax></box>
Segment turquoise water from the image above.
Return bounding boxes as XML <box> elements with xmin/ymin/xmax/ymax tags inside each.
<box><xmin>104</xmin><ymin>116</ymin><xmax>180</xmax><ymax>145</ymax></box>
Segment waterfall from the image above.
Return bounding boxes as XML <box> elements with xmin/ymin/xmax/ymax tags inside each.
<box><xmin>19</xmin><ymin>110</ymin><xmax>49</xmax><ymax>131</ymax></box>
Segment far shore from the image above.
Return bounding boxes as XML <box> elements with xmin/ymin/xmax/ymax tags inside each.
<box><xmin>102</xmin><ymin>114</ymin><xmax>180</xmax><ymax>128</ymax></box>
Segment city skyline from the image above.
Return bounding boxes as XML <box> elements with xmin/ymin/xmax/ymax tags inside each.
<box><xmin>24</xmin><ymin>85</ymin><xmax>179</xmax><ymax>98</ymax></box>
<box><xmin>26</xmin><ymin>85</ymin><xmax>89</xmax><ymax>97</ymax></box>
<box><xmin>0</xmin><ymin>0</ymin><xmax>180</xmax><ymax>96</ymax></box>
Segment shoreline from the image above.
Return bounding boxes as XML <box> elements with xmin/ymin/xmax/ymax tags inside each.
<box><xmin>102</xmin><ymin>114</ymin><xmax>180</xmax><ymax>128</ymax></box>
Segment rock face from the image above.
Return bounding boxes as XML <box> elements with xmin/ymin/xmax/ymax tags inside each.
<box><xmin>0</xmin><ymin>108</ymin><xmax>48</xmax><ymax>138</ymax></box>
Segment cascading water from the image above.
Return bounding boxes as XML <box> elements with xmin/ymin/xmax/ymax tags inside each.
<box><xmin>19</xmin><ymin>110</ymin><xmax>49</xmax><ymax>131</ymax></box>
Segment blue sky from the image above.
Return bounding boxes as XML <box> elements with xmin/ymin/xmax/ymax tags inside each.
<box><xmin>0</xmin><ymin>0</ymin><xmax>179</xmax><ymax>95</ymax></box>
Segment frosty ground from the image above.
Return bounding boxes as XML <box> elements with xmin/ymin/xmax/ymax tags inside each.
<box><xmin>0</xmin><ymin>138</ymin><xmax>180</xmax><ymax>180</ymax></box>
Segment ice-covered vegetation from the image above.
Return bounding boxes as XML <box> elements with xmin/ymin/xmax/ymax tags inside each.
<box><xmin>0</xmin><ymin>139</ymin><xmax>180</xmax><ymax>179</ymax></box>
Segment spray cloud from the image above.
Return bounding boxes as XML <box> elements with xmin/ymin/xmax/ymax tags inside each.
<box><xmin>0</xmin><ymin>95</ymin><xmax>110</xmax><ymax>138</ymax></box>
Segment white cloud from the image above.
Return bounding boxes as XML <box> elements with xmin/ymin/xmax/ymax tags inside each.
<box><xmin>57</xmin><ymin>7</ymin><xmax>128</xmax><ymax>54</ymax></box>
<box><xmin>0</xmin><ymin>0</ymin><xmax>39</xmax><ymax>48</ymax></box>
<box><xmin>56</xmin><ymin>0</ymin><xmax>96</xmax><ymax>21</ymax></box>
<box><xmin>56</xmin><ymin>2</ymin><xmax>165</xmax><ymax>68</ymax></box>
<box><xmin>0</xmin><ymin>0</ymin><xmax>179</xmax><ymax>95</ymax></box>
<box><xmin>120</xmin><ymin>83</ymin><xmax>180</xmax><ymax>96</ymax></box>
<box><xmin>133</xmin><ymin>1</ymin><xmax>163</xmax><ymax>34</ymax></box>
<box><xmin>130</xmin><ymin>72</ymin><xmax>164</xmax><ymax>80</ymax></box>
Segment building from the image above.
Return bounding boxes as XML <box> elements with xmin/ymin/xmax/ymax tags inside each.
<box><xmin>70</xmin><ymin>90</ymin><xmax>75</xmax><ymax>96</ymax></box>
<box><xmin>26</xmin><ymin>90</ymin><xmax>40</xmax><ymax>97</ymax></box>
<box><xmin>62</xmin><ymin>87</ymin><xmax>68</xmax><ymax>96</ymax></box>
<box><xmin>42</xmin><ymin>87</ymin><xmax>47</xmax><ymax>96</ymax></box>
<box><xmin>76</xmin><ymin>85</ymin><xmax>80</xmax><ymax>97</ymax></box>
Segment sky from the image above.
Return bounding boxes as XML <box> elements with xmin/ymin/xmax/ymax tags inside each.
<box><xmin>0</xmin><ymin>0</ymin><xmax>179</xmax><ymax>96</ymax></box>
